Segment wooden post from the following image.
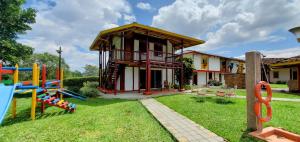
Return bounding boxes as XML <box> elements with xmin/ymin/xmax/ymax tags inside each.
<box><xmin>246</xmin><ymin>51</ymin><xmax>261</xmax><ymax>130</ymax></box>
<box><xmin>180</xmin><ymin>41</ymin><xmax>184</xmax><ymax>91</ymax></box>
<box><xmin>298</xmin><ymin>65</ymin><xmax>300</xmax><ymax>91</ymax></box>
<box><xmin>31</xmin><ymin>63</ymin><xmax>38</xmax><ymax>120</ymax></box>
<box><xmin>144</xmin><ymin>31</ymin><xmax>152</xmax><ymax>95</ymax></box>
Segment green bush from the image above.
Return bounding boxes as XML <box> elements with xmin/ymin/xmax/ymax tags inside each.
<box><xmin>184</xmin><ymin>85</ymin><xmax>192</xmax><ymax>90</ymax></box>
<box><xmin>80</xmin><ymin>81</ymin><xmax>99</xmax><ymax>97</ymax></box>
<box><xmin>63</xmin><ymin>76</ymin><xmax>98</xmax><ymax>92</ymax></box>
<box><xmin>276</xmin><ymin>81</ymin><xmax>287</xmax><ymax>84</ymax></box>
<box><xmin>208</xmin><ymin>80</ymin><xmax>222</xmax><ymax>86</ymax></box>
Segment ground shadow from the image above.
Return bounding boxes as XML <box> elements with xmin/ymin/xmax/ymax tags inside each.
<box><xmin>239</xmin><ymin>129</ymin><xmax>264</xmax><ymax>142</ymax></box>
<box><xmin>191</xmin><ymin>95</ymin><xmax>235</xmax><ymax>105</ymax></box>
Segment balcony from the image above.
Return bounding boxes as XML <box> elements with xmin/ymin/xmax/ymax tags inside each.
<box><xmin>110</xmin><ymin>49</ymin><xmax>181</xmax><ymax>67</ymax></box>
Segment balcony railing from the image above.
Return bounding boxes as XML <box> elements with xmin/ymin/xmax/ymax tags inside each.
<box><xmin>110</xmin><ymin>49</ymin><xmax>178</xmax><ymax>63</ymax></box>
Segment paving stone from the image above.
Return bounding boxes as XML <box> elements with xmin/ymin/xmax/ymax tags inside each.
<box><xmin>140</xmin><ymin>98</ymin><xmax>225</xmax><ymax>142</ymax></box>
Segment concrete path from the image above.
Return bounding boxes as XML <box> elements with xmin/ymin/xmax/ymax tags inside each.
<box><xmin>141</xmin><ymin>98</ymin><xmax>224</xmax><ymax>142</ymax></box>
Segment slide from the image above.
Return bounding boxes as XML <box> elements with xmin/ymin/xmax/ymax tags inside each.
<box><xmin>57</xmin><ymin>89</ymin><xmax>86</xmax><ymax>101</ymax></box>
<box><xmin>0</xmin><ymin>84</ymin><xmax>16</xmax><ymax>124</ymax></box>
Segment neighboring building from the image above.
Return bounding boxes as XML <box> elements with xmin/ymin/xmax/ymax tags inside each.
<box><xmin>89</xmin><ymin>23</ymin><xmax>204</xmax><ymax>95</ymax></box>
<box><xmin>264</xmin><ymin>56</ymin><xmax>300</xmax><ymax>92</ymax></box>
<box><xmin>182</xmin><ymin>50</ymin><xmax>245</xmax><ymax>87</ymax></box>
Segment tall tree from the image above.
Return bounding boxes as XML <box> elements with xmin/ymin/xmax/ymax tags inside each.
<box><xmin>82</xmin><ymin>64</ymin><xmax>98</xmax><ymax>76</ymax></box>
<box><xmin>175</xmin><ymin>57</ymin><xmax>195</xmax><ymax>85</ymax></box>
<box><xmin>0</xmin><ymin>0</ymin><xmax>36</xmax><ymax>65</ymax></box>
<box><xmin>20</xmin><ymin>53</ymin><xmax>70</xmax><ymax>80</ymax></box>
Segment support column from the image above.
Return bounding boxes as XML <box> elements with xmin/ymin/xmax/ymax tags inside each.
<box><xmin>144</xmin><ymin>32</ymin><xmax>152</xmax><ymax>95</ymax></box>
<box><xmin>99</xmin><ymin>47</ymin><xmax>102</xmax><ymax>88</ymax></box>
<box><xmin>180</xmin><ymin>41</ymin><xmax>184</xmax><ymax>91</ymax></box>
<box><xmin>246</xmin><ymin>51</ymin><xmax>260</xmax><ymax>130</ymax></box>
<box><xmin>298</xmin><ymin>65</ymin><xmax>300</xmax><ymax>91</ymax></box>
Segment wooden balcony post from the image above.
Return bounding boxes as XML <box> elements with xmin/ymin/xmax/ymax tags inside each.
<box><xmin>99</xmin><ymin>46</ymin><xmax>102</xmax><ymax>88</ymax></box>
<box><xmin>180</xmin><ymin>41</ymin><xmax>184</xmax><ymax>91</ymax></box>
<box><xmin>298</xmin><ymin>65</ymin><xmax>300</xmax><ymax>91</ymax></box>
<box><xmin>144</xmin><ymin>31</ymin><xmax>152</xmax><ymax>95</ymax></box>
<box><xmin>246</xmin><ymin>51</ymin><xmax>260</xmax><ymax>130</ymax></box>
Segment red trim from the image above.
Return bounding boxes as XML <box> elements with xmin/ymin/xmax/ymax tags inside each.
<box><xmin>1</xmin><ymin>70</ymin><xmax>14</xmax><ymax>74</ymax></box>
<box><xmin>42</xmin><ymin>64</ymin><xmax>46</xmax><ymax>88</ymax></box>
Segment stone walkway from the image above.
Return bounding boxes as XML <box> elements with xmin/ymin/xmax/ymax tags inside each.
<box><xmin>141</xmin><ymin>98</ymin><xmax>224</xmax><ymax>142</ymax></box>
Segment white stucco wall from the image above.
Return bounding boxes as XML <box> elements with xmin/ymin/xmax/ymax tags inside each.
<box><xmin>208</xmin><ymin>57</ymin><xmax>220</xmax><ymax>71</ymax></box>
<box><xmin>125</xmin><ymin>67</ymin><xmax>133</xmax><ymax>91</ymax></box>
<box><xmin>194</xmin><ymin>55</ymin><xmax>201</xmax><ymax>70</ymax></box>
<box><xmin>197</xmin><ymin>72</ymin><xmax>207</xmax><ymax>86</ymax></box>
<box><xmin>270</xmin><ymin>68</ymin><xmax>290</xmax><ymax>83</ymax></box>
<box><xmin>134</xmin><ymin>39</ymin><xmax>139</xmax><ymax>60</ymax></box>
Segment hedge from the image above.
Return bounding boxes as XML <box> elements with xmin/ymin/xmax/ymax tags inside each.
<box><xmin>63</xmin><ymin>76</ymin><xmax>99</xmax><ymax>92</ymax></box>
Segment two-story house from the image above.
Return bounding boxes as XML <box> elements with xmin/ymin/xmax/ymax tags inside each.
<box><xmin>89</xmin><ymin>23</ymin><xmax>205</xmax><ymax>95</ymax></box>
<box><xmin>183</xmin><ymin>50</ymin><xmax>245</xmax><ymax>87</ymax></box>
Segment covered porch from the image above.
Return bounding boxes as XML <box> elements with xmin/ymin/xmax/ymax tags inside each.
<box><xmin>271</xmin><ymin>57</ymin><xmax>300</xmax><ymax>92</ymax></box>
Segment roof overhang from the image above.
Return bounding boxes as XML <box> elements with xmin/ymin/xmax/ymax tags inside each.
<box><xmin>90</xmin><ymin>23</ymin><xmax>205</xmax><ymax>51</ymax></box>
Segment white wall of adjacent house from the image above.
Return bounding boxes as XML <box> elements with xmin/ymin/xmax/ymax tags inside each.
<box><xmin>122</xmin><ymin>67</ymin><xmax>174</xmax><ymax>90</ymax></box>
<box><xmin>208</xmin><ymin>57</ymin><xmax>220</xmax><ymax>71</ymax></box>
<box><xmin>197</xmin><ymin>72</ymin><xmax>207</xmax><ymax>86</ymax></box>
<box><xmin>134</xmin><ymin>39</ymin><xmax>139</xmax><ymax>60</ymax></box>
<box><xmin>123</xmin><ymin>67</ymin><xmax>140</xmax><ymax>91</ymax></box>
<box><xmin>269</xmin><ymin>68</ymin><xmax>290</xmax><ymax>83</ymax></box>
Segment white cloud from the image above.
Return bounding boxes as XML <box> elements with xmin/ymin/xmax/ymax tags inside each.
<box><xmin>152</xmin><ymin>0</ymin><xmax>300</xmax><ymax>50</ymax></box>
<box><xmin>136</xmin><ymin>2</ymin><xmax>152</xmax><ymax>10</ymax></box>
<box><xmin>123</xmin><ymin>14</ymin><xmax>136</xmax><ymax>24</ymax></box>
<box><xmin>235</xmin><ymin>47</ymin><xmax>300</xmax><ymax>59</ymax></box>
<box><xmin>19</xmin><ymin>0</ymin><xmax>133</xmax><ymax>71</ymax></box>
<box><xmin>261</xmin><ymin>47</ymin><xmax>300</xmax><ymax>58</ymax></box>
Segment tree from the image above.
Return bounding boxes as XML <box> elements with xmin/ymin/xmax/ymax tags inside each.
<box><xmin>0</xmin><ymin>0</ymin><xmax>36</xmax><ymax>65</ymax></box>
<box><xmin>82</xmin><ymin>64</ymin><xmax>98</xmax><ymax>76</ymax></box>
<box><xmin>20</xmin><ymin>53</ymin><xmax>70</xmax><ymax>80</ymax></box>
<box><xmin>175</xmin><ymin>57</ymin><xmax>195</xmax><ymax>85</ymax></box>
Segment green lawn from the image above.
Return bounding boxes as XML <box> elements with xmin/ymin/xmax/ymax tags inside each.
<box><xmin>235</xmin><ymin>89</ymin><xmax>300</xmax><ymax>99</ymax></box>
<box><xmin>0</xmin><ymin>97</ymin><xmax>174</xmax><ymax>142</ymax></box>
<box><xmin>205</xmin><ymin>88</ymin><xmax>300</xmax><ymax>99</ymax></box>
<box><xmin>270</xmin><ymin>83</ymin><xmax>288</xmax><ymax>88</ymax></box>
<box><xmin>156</xmin><ymin>94</ymin><xmax>300</xmax><ymax>142</ymax></box>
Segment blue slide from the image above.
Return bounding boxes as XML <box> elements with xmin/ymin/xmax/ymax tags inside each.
<box><xmin>0</xmin><ymin>84</ymin><xmax>17</xmax><ymax>124</ymax></box>
<box><xmin>57</xmin><ymin>89</ymin><xmax>87</xmax><ymax>101</ymax></box>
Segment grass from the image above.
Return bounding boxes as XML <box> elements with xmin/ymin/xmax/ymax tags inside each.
<box><xmin>234</xmin><ymin>89</ymin><xmax>300</xmax><ymax>99</ymax></box>
<box><xmin>204</xmin><ymin>88</ymin><xmax>300</xmax><ymax>99</ymax></box>
<box><xmin>269</xmin><ymin>83</ymin><xmax>288</xmax><ymax>88</ymax></box>
<box><xmin>156</xmin><ymin>94</ymin><xmax>300</xmax><ymax>142</ymax></box>
<box><xmin>0</xmin><ymin>97</ymin><xmax>174</xmax><ymax>142</ymax></box>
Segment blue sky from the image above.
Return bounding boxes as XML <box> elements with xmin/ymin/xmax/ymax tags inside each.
<box><xmin>20</xmin><ymin>0</ymin><xmax>300</xmax><ymax>71</ymax></box>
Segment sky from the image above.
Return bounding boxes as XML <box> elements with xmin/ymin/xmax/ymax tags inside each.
<box><xmin>20</xmin><ymin>0</ymin><xmax>300</xmax><ymax>71</ymax></box>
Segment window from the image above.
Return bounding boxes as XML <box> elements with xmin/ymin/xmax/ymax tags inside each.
<box><xmin>139</xmin><ymin>40</ymin><xmax>147</xmax><ymax>53</ymax></box>
<box><xmin>209</xmin><ymin>72</ymin><xmax>213</xmax><ymax>80</ymax></box>
<box><xmin>292</xmin><ymin>70</ymin><xmax>298</xmax><ymax>80</ymax></box>
<box><xmin>273</xmin><ymin>71</ymin><xmax>279</xmax><ymax>78</ymax></box>
<box><xmin>154</xmin><ymin>43</ymin><xmax>163</xmax><ymax>56</ymax></box>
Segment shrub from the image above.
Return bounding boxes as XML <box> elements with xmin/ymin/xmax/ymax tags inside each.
<box><xmin>80</xmin><ymin>81</ymin><xmax>99</xmax><ymax>97</ymax></box>
<box><xmin>208</xmin><ymin>80</ymin><xmax>222</xmax><ymax>86</ymax></box>
<box><xmin>170</xmin><ymin>83</ymin><xmax>179</xmax><ymax>89</ymax></box>
<box><xmin>63</xmin><ymin>76</ymin><xmax>98</xmax><ymax>92</ymax></box>
<box><xmin>184</xmin><ymin>85</ymin><xmax>192</xmax><ymax>90</ymax></box>
<box><xmin>276</xmin><ymin>81</ymin><xmax>287</xmax><ymax>84</ymax></box>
